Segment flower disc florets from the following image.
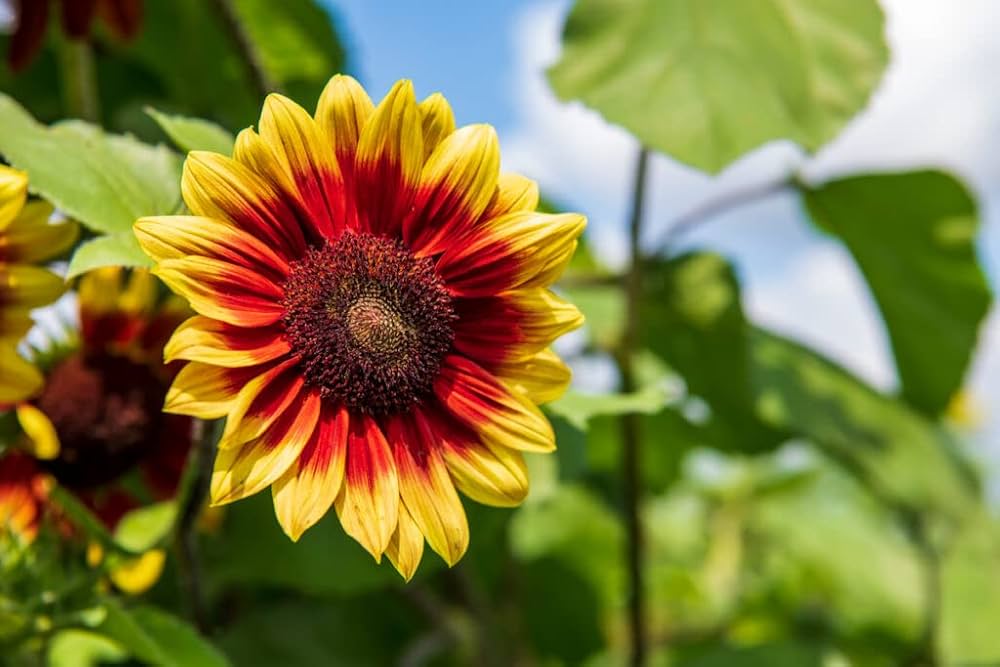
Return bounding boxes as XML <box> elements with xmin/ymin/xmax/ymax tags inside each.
<box><xmin>281</xmin><ymin>231</ymin><xmax>456</xmax><ymax>416</ymax></box>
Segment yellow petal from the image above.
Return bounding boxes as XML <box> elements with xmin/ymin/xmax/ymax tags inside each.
<box><xmin>15</xmin><ymin>403</ymin><xmax>59</xmax><ymax>460</ymax></box>
<box><xmin>1</xmin><ymin>202</ymin><xmax>78</xmax><ymax>263</ymax></box>
<box><xmin>354</xmin><ymin>79</ymin><xmax>423</xmax><ymax>236</ymax></box>
<box><xmin>417</xmin><ymin>92</ymin><xmax>455</xmax><ymax>159</ymax></box>
<box><xmin>315</xmin><ymin>74</ymin><xmax>374</xmax><ymax>166</ymax></box>
<box><xmin>109</xmin><ymin>550</ymin><xmax>166</xmax><ymax>595</ymax></box>
<box><xmin>259</xmin><ymin>93</ymin><xmax>344</xmax><ymax>236</ymax></box>
<box><xmin>211</xmin><ymin>390</ymin><xmax>321</xmax><ymax>506</ymax></box>
<box><xmin>385</xmin><ymin>503</ymin><xmax>425</xmax><ymax>582</ymax></box>
<box><xmin>0</xmin><ymin>346</ymin><xmax>43</xmax><ymax>404</ymax></box>
<box><xmin>0</xmin><ymin>264</ymin><xmax>65</xmax><ymax>310</ymax></box>
<box><xmin>135</xmin><ymin>215</ymin><xmax>289</xmax><ymax>277</ymax></box>
<box><xmin>436</xmin><ymin>355</ymin><xmax>556</xmax><ymax>454</ymax></box>
<box><xmin>482</xmin><ymin>173</ymin><xmax>540</xmax><ymax>220</ymax></box>
<box><xmin>406</xmin><ymin>124</ymin><xmax>500</xmax><ymax>254</ymax></box>
<box><xmin>272</xmin><ymin>404</ymin><xmax>349</xmax><ymax>541</ymax></box>
<box><xmin>164</xmin><ymin>315</ymin><xmax>290</xmax><ymax>368</ymax></box>
<box><xmin>495</xmin><ymin>348</ymin><xmax>572</xmax><ymax>404</ymax></box>
<box><xmin>0</xmin><ymin>166</ymin><xmax>28</xmax><ymax>230</ymax></box>
<box><xmin>442</xmin><ymin>437</ymin><xmax>529</xmax><ymax>508</ymax></box>
<box><xmin>438</xmin><ymin>212</ymin><xmax>586</xmax><ymax>296</ymax></box>
<box><xmin>334</xmin><ymin>416</ymin><xmax>399</xmax><ymax>560</ymax></box>
<box><xmin>390</xmin><ymin>413</ymin><xmax>469</xmax><ymax>566</ymax></box>
<box><xmin>164</xmin><ymin>362</ymin><xmax>257</xmax><ymax>418</ymax></box>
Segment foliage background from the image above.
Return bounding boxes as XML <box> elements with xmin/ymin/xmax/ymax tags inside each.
<box><xmin>2</xmin><ymin>0</ymin><xmax>1000</xmax><ymax>665</ymax></box>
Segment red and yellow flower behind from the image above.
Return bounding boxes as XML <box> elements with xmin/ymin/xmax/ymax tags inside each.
<box><xmin>17</xmin><ymin>267</ymin><xmax>192</xmax><ymax>530</ymax></box>
<box><xmin>5</xmin><ymin>268</ymin><xmax>191</xmax><ymax>592</ymax></box>
<box><xmin>135</xmin><ymin>76</ymin><xmax>585</xmax><ymax>579</ymax></box>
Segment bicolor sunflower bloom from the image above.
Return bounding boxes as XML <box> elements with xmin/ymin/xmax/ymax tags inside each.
<box><xmin>135</xmin><ymin>76</ymin><xmax>585</xmax><ymax>579</ymax></box>
<box><xmin>0</xmin><ymin>166</ymin><xmax>77</xmax><ymax>405</ymax></box>
<box><xmin>10</xmin><ymin>268</ymin><xmax>190</xmax><ymax>592</ymax></box>
<box><xmin>16</xmin><ymin>268</ymin><xmax>191</xmax><ymax>528</ymax></box>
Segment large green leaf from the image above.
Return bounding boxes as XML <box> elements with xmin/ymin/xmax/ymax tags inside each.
<box><xmin>804</xmin><ymin>170</ymin><xmax>992</xmax><ymax>416</ymax></box>
<box><xmin>643</xmin><ymin>253</ymin><xmax>786</xmax><ymax>452</ymax></box>
<box><xmin>548</xmin><ymin>0</ymin><xmax>888</xmax><ymax>172</ymax></box>
<box><xmin>939</xmin><ymin>513</ymin><xmax>1000</xmax><ymax>665</ymax></box>
<box><xmin>644</xmin><ymin>252</ymin><xmax>978</xmax><ymax>520</ymax></box>
<box><xmin>0</xmin><ymin>94</ymin><xmax>181</xmax><ymax>236</ymax></box>
<box><xmin>749</xmin><ymin>328</ymin><xmax>977</xmax><ymax>520</ymax></box>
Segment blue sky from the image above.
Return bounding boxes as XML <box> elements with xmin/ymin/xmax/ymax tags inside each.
<box><xmin>329</xmin><ymin>1</ymin><xmax>523</xmax><ymax>132</ymax></box>
<box><xmin>330</xmin><ymin>1</ymin><xmax>1000</xmax><ymax>463</ymax></box>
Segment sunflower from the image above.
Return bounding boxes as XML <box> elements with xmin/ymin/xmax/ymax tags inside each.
<box><xmin>135</xmin><ymin>76</ymin><xmax>585</xmax><ymax>579</ymax></box>
<box><xmin>16</xmin><ymin>268</ymin><xmax>192</xmax><ymax>533</ymax></box>
<box><xmin>0</xmin><ymin>166</ymin><xmax>77</xmax><ymax>405</ymax></box>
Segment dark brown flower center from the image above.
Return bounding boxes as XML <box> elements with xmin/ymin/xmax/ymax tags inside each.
<box><xmin>281</xmin><ymin>231</ymin><xmax>456</xmax><ymax>416</ymax></box>
<box><xmin>36</xmin><ymin>352</ymin><xmax>166</xmax><ymax>489</ymax></box>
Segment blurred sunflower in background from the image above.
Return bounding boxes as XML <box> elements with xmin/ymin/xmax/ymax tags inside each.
<box><xmin>3</xmin><ymin>268</ymin><xmax>192</xmax><ymax>592</ymax></box>
<box><xmin>136</xmin><ymin>75</ymin><xmax>585</xmax><ymax>579</ymax></box>
<box><xmin>14</xmin><ymin>268</ymin><xmax>192</xmax><ymax>531</ymax></box>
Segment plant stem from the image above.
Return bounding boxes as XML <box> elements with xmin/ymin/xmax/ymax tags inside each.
<box><xmin>618</xmin><ymin>146</ymin><xmax>650</xmax><ymax>667</ymax></box>
<box><xmin>175</xmin><ymin>419</ymin><xmax>218</xmax><ymax>634</ymax></box>
<box><xmin>57</xmin><ymin>39</ymin><xmax>100</xmax><ymax>122</ymax></box>
<box><xmin>208</xmin><ymin>0</ymin><xmax>279</xmax><ymax>99</ymax></box>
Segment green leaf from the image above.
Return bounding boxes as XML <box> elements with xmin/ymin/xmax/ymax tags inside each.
<box><xmin>547</xmin><ymin>386</ymin><xmax>670</xmax><ymax>430</ymax></box>
<box><xmin>113</xmin><ymin>501</ymin><xmax>177</xmax><ymax>553</ymax></box>
<box><xmin>804</xmin><ymin>170</ymin><xmax>992</xmax><ymax>415</ymax></box>
<box><xmin>939</xmin><ymin>513</ymin><xmax>1000</xmax><ymax>665</ymax></box>
<box><xmin>232</xmin><ymin>0</ymin><xmax>348</xmax><ymax>105</ymax></box>
<box><xmin>548</xmin><ymin>0</ymin><xmax>888</xmax><ymax>172</ymax></box>
<box><xmin>0</xmin><ymin>94</ymin><xmax>181</xmax><ymax>235</ymax></box>
<box><xmin>146</xmin><ymin>107</ymin><xmax>236</xmax><ymax>155</ymax></box>
<box><xmin>750</xmin><ymin>328</ymin><xmax>978</xmax><ymax>519</ymax></box>
<box><xmin>643</xmin><ymin>253</ymin><xmax>784</xmax><ymax>452</ymax></box>
<box><xmin>48</xmin><ymin>630</ymin><xmax>128</xmax><ymax>667</ymax></box>
<box><xmin>644</xmin><ymin>251</ymin><xmax>978</xmax><ymax>519</ymax></box>
<box><xmin>66</xmin><ymin>233</ymin><xmax>153</xmax><ymax>278</ymax></box>
<box><xmin>98</xmin><ymin>601</ymin><xmax>229</xmax><ymax>667</ymax></box>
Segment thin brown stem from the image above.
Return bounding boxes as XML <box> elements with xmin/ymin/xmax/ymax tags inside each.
<box><xmin>57</xmin><ymin>39</ymin><xmax>100</xmax><ymax>122</ymax></box>
<box><xmin>175</xmin><ymin>419</ymin><xmax>217</xmax><ymax>634</ymax></box>
<box><xmin>618</xmin><ymin>146</ymin><xmax>650</xmax><ymax>667</ymax></box>
<box><xmin>207</xmin><ymin>0</ymin><xmax>279</xmax><ymax>99</ymax></box>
